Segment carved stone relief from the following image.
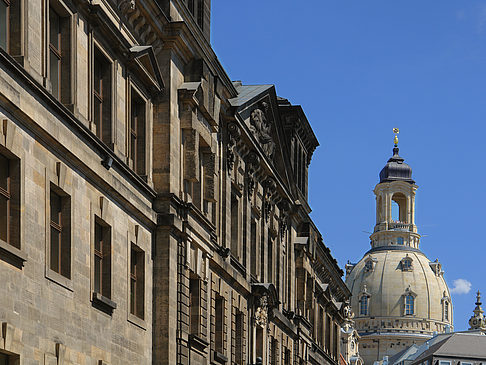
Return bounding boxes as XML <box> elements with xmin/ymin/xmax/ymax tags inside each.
<box><xmin>245</xmin><ymin>151</ymin><xmax>260</xmax><ymax>200</ymax></box>
<box><xmin>227</xmin><ymin>122</ymin><xmax>241</xmax><ymax>172</ymax></box>
<box><xmin>254</xmin><ymin>295</ymin><xmax>269</xmax><ymax>328</ymax></box>
<box><xmin>249</xmin><ymin>102</ymin><xmax>275</xmax><ymax>159</ymax></box>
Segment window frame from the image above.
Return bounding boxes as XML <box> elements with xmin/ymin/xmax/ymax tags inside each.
<box><xmin>359</xmin><ymin>294</ymin><xmax>369</xmax><ymax>316</ymax></box>
<box><xmin>129</xmin><ymin>242</ymin><xmax>145</xmax><ymax>320</ymax></box>
<box><xmin>93</xmin><ymin>216</ymin><xmax>111</xmax><ymax>299</ymax></box>
<box><xmin>128</xmin><ymin>84</ymin><xmax>148</xmax><ymax>176</ymax></box>
<box><xmin>92</xmin><ymin>41</ymin><xmax>114</xmax><ymax>147</ymax></box>
<box><xmin>48</xmin><ymin>184</ymin><xmax>71</xmax><ymax>279</ymax></box>
<box><xmin>404</xmin><ymin>294</ymin><xmax>415</xmax><ymax>315</ymax></box>
<box><xmin>0</xmin><ymin>0</ymin><xmax>10</xmax><ymax>52</ymax></box>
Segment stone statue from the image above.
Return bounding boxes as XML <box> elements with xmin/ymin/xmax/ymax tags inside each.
<box><xmin>250</xmin><ymin>102</ymin><xmax>275</xmax><ymax>158</ymax></box>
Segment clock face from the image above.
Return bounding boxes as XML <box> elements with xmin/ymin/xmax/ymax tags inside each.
<box><xmin>473</xmin><ymin>319</ymin><xmax>478</xmax><ymax>325</ymax></box>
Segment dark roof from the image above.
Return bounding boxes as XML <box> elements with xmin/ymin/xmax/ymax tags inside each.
<box><xmin>412</xmin><ymin>333</ymin><xmax>486</xmax><ymax>364</ymax></box>
<box><xmin>379</xmin><ymin>147</ymin><xmax>415</xmax><ymax>184</ymax></box>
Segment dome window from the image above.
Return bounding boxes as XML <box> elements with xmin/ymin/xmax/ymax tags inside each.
<box><xmin>399</xmin><ymin>255</ymin><xmax>413</xmax><ymax>271</ymax></box>
<box><xmin>403</xmin><ymin>286</ymin><xmax>417</xmax><ymax>316</ymax></box>
<box><xmin>359</xmin><ymin>295</ymin><xmax>369</xmax><ymax>316</ymax></box>
<box><xmin>364</xmin><ymin>255</ymin><xmax>377</xmax><ymax>273</ymax></box>
<box><xmin>397</xmin><ymin>237</ymin><xmax>404</xmax><ymax>245</ymax></box>
<box><xmin>359</xmin><ymin>285</ymin><xmax>371</xmax><ymax>316</ymax></box>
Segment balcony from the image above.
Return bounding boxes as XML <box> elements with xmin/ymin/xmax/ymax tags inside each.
<box><xmin>374</xmin><ymin>221</ymin><xmax>413</xmax><ymax>233</ymax></box>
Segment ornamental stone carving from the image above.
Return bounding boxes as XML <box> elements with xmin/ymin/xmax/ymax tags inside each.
<box><xmin>227</xmin><ymin>122</ymin><xmax>241</xmax><ymax>172</ymax></box>
<box><xmin>250</xmin><ymin>102</ymin><xmax>275</xmax><ymax>159</ymax></box>
<box><xmin>246</xmin><ymin>151</ymin><xmax>260</xmax><ymax>200</ymax></box>
<box><xmin>255</xmin><ymin>295</ymin><xmax>269</xmax><ymax>328</ymax></box>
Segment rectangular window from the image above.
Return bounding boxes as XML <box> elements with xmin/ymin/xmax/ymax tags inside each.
<box><xmin>189</xmin><ymin>276</ymin><xmax>200</xmax><ymax>335</ymax></box>
<box><xmin>250</xmin><ymin>219</ymin><xmax>257</xmax><ymax>277</ymax></box>
<box><xmin>129</xmin><ymin>89</ymin><xmax>146</xmax><ymax>176</ymax></box>
<box><xmin>94</xmin><ymin>218</ymin><xmax>111</xmax><ymax>298</ymax></box>
<box><xmin>317</xmin><ymin>306</ymin><xmax>324</xmax><ymax>346</ymax></box>
<box><xmin>325</xmin><ymin>315</ymin><xmax>331</xmax><ymax>351</ymax></box>
<box><xmin>270</xmin><ymin>338</ymin><xmax>277</xmax><ymax>365</ymax></box>
<box><xmin>267</xmin><ymin>235</ymin><xmax>273</xmax><ymax>283</ymax></box>
<box><xmin>50</xmin><ymin>186</ymin><xmax>71</xmax><ymax>278</ymax></box>
<box><xmin>93</xmin><ymin>46</ymin><xmax>112</xmax><ymax>146</ymax></box>
<box><xmin>196</xmin><ymin>0</ymin><xmax>203</xmax><ymax>29</ymax></box>
<box><xmin>0</xmin><ymin>152</ymin><xmax>19</xmax><ymax>249</ymax></box>
<box><xmin>439</xmin><ymin>362</ymin><xmax>451</xmax><ymax>365</ymax></box>
<box><xmin>48</xmin><ymin>4</ymin><xmax>71</xmax><ymax>104</ymax></box>
<box><xmin>0</xmin><ymin>0</ymin><xmax>9</xmax><ymax>51</ymax></box>
<box><xmin>230</xmin><ymin>194</ymin><xmax>239</xmax><ymax>258</ymax></box>
<box><xmin>215</xmin><ymin>294</ymin><xmax>224</xmax><ymax>353</ymax></box>
<box><xmin>130</xmin><ymin>243</ymin><xmax>145</xmax><ymax>319</ymax></box>
<box><xmin>235</xmin><ymin>309</ymin><xmax>244</xmax><ymax>364</ymax></box>
<box><xmin>0</xmin><ymin>0</ymin><xmax>20</xmax><ymax>56</ymax></box>
<box><xmin>0</xmin><ymin>351</ymin><xmax>20</xmax><ymax>365</ymax></box>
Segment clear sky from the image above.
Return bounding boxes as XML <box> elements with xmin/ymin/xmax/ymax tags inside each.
<box><xmin>212</xmin><ymin>1</ymin><xmax>486</xmax><ymax>331</ymax></box>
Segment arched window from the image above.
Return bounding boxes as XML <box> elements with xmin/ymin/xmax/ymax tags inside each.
<box><xmin>391</xmin><ymin>193</ymin><xmax>407</xmax><ymax>223</ymax></box>
<box><xmin>364</xmin><ymin>260</ymin><xmax>373</xmax><ymax>272</ymax></box>
<box><xmin>359</xmin><ymin>295</ymin><xmax>369</xmax><ymax>316</ymax></box>
<box><xmin>402</xmin><ymin>259</ymin><xmax>412</xmax><ymax>271</ymax></box>
<box><xmin>405</xmin><ymin>295</ymin><xmax>414</xmax><ymax>315</ymax></box>
<box><xmin>445</xmin><ymin>301</ymin><xmax>449</xmax><ymax>321</ymax></box>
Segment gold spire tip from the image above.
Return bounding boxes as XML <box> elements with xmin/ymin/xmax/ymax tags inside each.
<box><xmin>393</xmin><ymin>128</ymin><xmax>399</xmax><ymax>146</ymax></box>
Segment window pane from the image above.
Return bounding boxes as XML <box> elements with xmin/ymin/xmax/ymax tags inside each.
<box><xmin>0</xmin><ymin>2</ymin><xmax>7</xmax><ymax>50</ymax></box>
<box><xmin>49</xmin><ymin>7</ymin><xmax>60</xmax><ymax>50</ymax></box>
<box><xmin>0</xmin><ymin>195</ymin><xmax>7</xmax><ymax>242</ymax></box>
<box><xmin>50</xmin><ymin>50</ymin><xmax>60</xmax><ymax>99</ymax></box>
<box><xmin>50</xmin><ymin>226</ymin><xmax>60</xmax><ymax>272</ymax></box>
<box><xmin>94</xmin><ymin>255</ymin><xmax>101</xmax><ymax>293</ymax></box>
<box><xmin>0</xmin><ymin>154</ymin><xmax>8</xmax><ymax>191</ymax></box>
<box><xmin>50</xmin><ymin>191</ymin><xmax>61</xmax><ymax>224</ymax></box>
<box><xmin>130</xmin><ymin>277</ymin><xmax>135</xmax><ymax>314</ymax></box>
<box><xmin>0</xmin><ymin>353</ymin><xmax>8</xmax><ymax>365</ymax></box>
<box><xmin>94</xmin><ymin>222</ymin><xmax>101</xmax><ymax>252</ymax></box>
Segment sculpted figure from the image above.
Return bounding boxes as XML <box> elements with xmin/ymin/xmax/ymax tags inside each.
<box><xmin>250</xmin><ymin>102</ymin><xmax>275</xmax><ymax>158</ymax></box>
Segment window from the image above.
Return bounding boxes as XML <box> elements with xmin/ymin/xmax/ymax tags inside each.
<box><xmin>129</xmin><ymin>88</ymin><xmax>146</xmax><ymax>175</ymax></box>
<box><xmin>94</xmin><ymin>218</ymin><xmax>111</xmax><ymax>298</ymax></box>
<box><xmin>130</xmin><ymin>243</ymin><xmax>145</xmax><ymax>319</ymax></box>
<box><xmin>48</xmin><ymin>4</ymin><xmax>70</xmax><ymax>103</ymax></box>
<box><xmin>405</xmin><ymin>294</ymin><xmax>414</xmax><ymax>315</ymax></box>
<box><xmin>270</xmin><ymin>338</ymin><xmax>277</xmax><ymax>365</ymax></box>
<box><xmin>93</xmin><ymin>46</ymin><xmax>112</xmax><ymax>145</ymax></box>
<box><xmin>230</xmin><ymin>193</ymin><xmax>239</xmax><ymax>258</ymax></box>
<box><xmin>0</xmin><ymin>351</ymin><xmax>20</xmax><ymax>365</ymax></box>
<box><xmin>444</xmin><ymin>301</ymin><xmax>449</xmax><ymax>321</ymax></box>
<box><xmin>359</xmin><ymin>295</ymin><xmax>369</xmax><ymax>315</ymax></box>
<box><xmin>196</xmin><ymin>0</ymin><xmax>203</xmax><ymax>29</ymax></box>
<box><xmin>250</xmin><ymin>219</ymin><xmax>257</xmax><ymax>277</ymax></box>
<box><xmin>0</xmin><ymin>0</ymin><xmax>20</xmax><ymax>55</ymax></box>
<box><xmin>0</xmin><ymin>152</ymin><xmax>19</xmax><ymax>248</ymax></box>
<box><xmin>215</xmin><ymin>294</ymin><xmax>224</xmax><ymax>353</ymax></box>
<box><xmin>439</xmin><ymin>362</ymin><xmax>451</xmax><ymax>365</ymax></box>
<box><xmin>50</xmin><ymin>186</ymin><xmax>71</xmax><ymax>278</ymax></box>
<box><xmin>364</xmin><ymin>260</ymin><xmax>373</xmax><ymax>272</ymax></box>
<box><xmin>401</xmin><ymin>258</ymin><xmax>412</xmax><ymax>271</ymax></box>
<box><xmin>325</xmin><ymin>314</ymin><xmax>331</xmax><ymax>351</ymax></box>
<box><xmin>189</xmin><ymin>276</ymin><xmax>201</xmax><ymax>335</ymax></box>
<box><xmin>0</xmin><ymin>0</ymin><xmax>9</xmax><ymax>51</ymax></box>
<box><xmin>397</xmin><ymin>237</ymin><xmax>404</xmax><ymax>245</ymax></box>
<box><xmin>235</xmin><ymin>309</ymin><xmax>244</xmax><ymax>364</ymax></box>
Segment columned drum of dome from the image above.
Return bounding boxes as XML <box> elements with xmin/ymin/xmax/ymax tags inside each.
<box><xmin>345</xmin><ymin>138</ymin><xmax>453</xmax><ymax>365</ymax></box>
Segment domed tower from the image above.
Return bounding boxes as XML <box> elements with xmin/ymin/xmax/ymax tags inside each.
<box><xmin>345</xmin><ymin>131</ymin><xmax>453</xmax><ymax>364</ymax></box>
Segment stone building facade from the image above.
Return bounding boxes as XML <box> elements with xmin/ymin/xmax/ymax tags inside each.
<box><xmin>0</xmin><ymin>0</ymin><xmax>350</xmax><ymax>364</ymax></box>
<box><xmin>345</xmin><ymin>141</ymin><xmax>453</xmax><ymax>365</ymax></box>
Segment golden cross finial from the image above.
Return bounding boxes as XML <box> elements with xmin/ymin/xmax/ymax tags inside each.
<box><xmin>393</xmin><ymin>128</ymin><xmax>399</xmax><ymax>146</ymax></box>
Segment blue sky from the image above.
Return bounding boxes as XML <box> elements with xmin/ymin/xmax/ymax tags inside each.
<box><xmin>212</xmin><ymin>1</ymin><xmax>486</xmax><ymax>331</ymax></box>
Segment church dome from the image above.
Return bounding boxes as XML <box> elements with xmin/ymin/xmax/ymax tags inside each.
<box><xmin>379</xmin><ymin>147</ymin><xmax>414</xmax><ymax>184</ymax></box>
<box><xmin>346</xmin><ymin>247</ymin><xmax>452</xmax><ymax>336</ymax></box>
<box><xmin>346</xmin><ymin>136</ymin><xmax>453</xmax><ymax>364</ymax></box>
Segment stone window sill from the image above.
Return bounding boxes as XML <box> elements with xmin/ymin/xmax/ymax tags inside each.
<box><xmin>0</xmin><ymin>239</ymin><xmax>27</xmax><ymax>269</ymax></box>
<box><xmin>45</xmin><ymin>268</ymin><xmax>73</xmax><ymax>291</ymax></box>
<box><xmin>128</xmin><ymin>313</ymin><xmax>146</xmax><ymax>330</ymax></box>
<box><xmin>92</xmin><ymin>292</ymin><xmax>117</xmax><ymax>315</ymax></box>
<box><xmin>213</xmin><ymin>351</ymin><xmax>228</xmax><ymax>364</ymax></box>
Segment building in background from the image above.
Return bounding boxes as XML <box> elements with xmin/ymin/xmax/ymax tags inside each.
<box><xmin>0</xmin><ymin>0</ymin><xmax>350</xmax><ymax>364</ymax></box>
<box><xmin>375</xmin><ymin>292</ymin><xmax>486</xmax><ymax>365</ymax></box>
<box><xmin>345</xmin><ymin>138</ymin><xmax>453</xmax><ymax>364</ymax></box>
